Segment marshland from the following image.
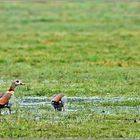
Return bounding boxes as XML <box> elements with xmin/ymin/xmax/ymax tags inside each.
<box><xmin>0</xmin><ymin>0</ymin><xmax>140</xmax><ymax>139</ymax></box>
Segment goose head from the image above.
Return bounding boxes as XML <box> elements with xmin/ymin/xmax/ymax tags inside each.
<box><xmin>12</xmin><ymin>80</ymin><xmax>25</xmax><ymax>87</ymax></box>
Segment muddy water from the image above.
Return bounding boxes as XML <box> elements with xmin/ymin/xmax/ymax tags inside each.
<box><xmin>15</xmin><ymin>96</ymin><xmax>140</xmax><ymax>115</ymax></box>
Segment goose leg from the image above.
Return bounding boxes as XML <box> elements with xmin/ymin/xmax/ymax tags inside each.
<box><xmin>8</xmin><ymin>107</ymin><xmax>11</xmax><ymax>114</ymax></box>
<box><xmin>5</xmin><ymin>102</ymin><xmax>12</xmax><ymax>114</ymax></box>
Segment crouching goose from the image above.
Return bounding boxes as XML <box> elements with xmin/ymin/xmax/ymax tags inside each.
<box><xmin>0</xmin><ymin>80</ymin><xmax>24</xmax><ymax>114</ymax></box>
<box><xmin>51</xmin><ymin>94</ymin><xmax>67</xmax><ymax>111</ymax></box>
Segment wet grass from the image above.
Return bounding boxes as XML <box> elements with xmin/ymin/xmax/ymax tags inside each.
<box><xmin>0</xmin><ymin>0</ymin><xmax>140</xmax><ymax>139</ymax></box>
<box><xmin>0</xmin><ymin>109</ymin><xmax>140</xmax><ymax>138</ymax></box>
<box><xmin>100</xmin><ymin>99</ymin><xmax>140</xmax><ymax>107</ymax></box>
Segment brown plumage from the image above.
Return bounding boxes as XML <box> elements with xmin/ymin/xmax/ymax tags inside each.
<box><xmin>51</xmin><ymin>94</ymin><xmax>65</xmax><ymax>111</ymax></box>
<box><xmin>0</xmin><ymin>80</ymin><xmax>24</xmax><ymax>114</ymax></box>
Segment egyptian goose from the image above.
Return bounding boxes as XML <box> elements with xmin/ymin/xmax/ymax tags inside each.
<box><xmin>0</xmin><ymin>80</ymin><xmax>24</xmax><ymax>114</ymax></box>
<box><xmin>51</xmin><ymin>94</ymin><xmax>66</xmax><ymax>111</ymax></box>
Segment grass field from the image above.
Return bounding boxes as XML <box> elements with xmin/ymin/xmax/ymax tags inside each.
<box><xmin>0</xmin><ymin>0</ymin><xmax>140</xmax><ymax>139</ymax></box>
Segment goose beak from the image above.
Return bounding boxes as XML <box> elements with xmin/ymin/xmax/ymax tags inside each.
<box><xmin>20</xmin><ymin>82</ymin><xmax>25</xmax><ymax>85</ymax></box>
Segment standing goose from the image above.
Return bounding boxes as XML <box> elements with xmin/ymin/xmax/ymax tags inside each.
<box><xmin>0</xmin><ymin>80</ymin><xmax>24</xmax><ymax>114</ymax></box>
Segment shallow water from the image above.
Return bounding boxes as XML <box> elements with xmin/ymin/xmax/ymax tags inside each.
<box><xmin>2</xmin><ymin>96</ymin><xmax>139</xmax><ymax>115</ymax></box>
<box><xmin>15</xmin><ymin>96</ymin><xmax>140</xmax><ymax>116</ymax></box>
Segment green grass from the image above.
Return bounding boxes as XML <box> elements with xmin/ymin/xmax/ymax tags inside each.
<box><xmin>0</xmin><ymin>0</ymin><xmax>140</xmax><ymax>139</ymax></box>
<box><xmin>0</xmin><ymin>110</ymin><xmax>140</xmax><ymax>138</ymax></box>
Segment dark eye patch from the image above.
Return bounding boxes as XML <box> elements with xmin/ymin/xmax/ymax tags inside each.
<box><xmin>16</xmin><ymin>80</ymin><xmax>19</xmax><ymax>83</ymax></box>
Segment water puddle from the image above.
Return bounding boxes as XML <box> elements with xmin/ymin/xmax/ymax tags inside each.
<box><xmin>18</xmin><ymin>96</ymin><xmax>140</xmax><ymax>115</ymax></box>
<box><xmin>2</xmin><ymin>96</ymin><xmax>140</xmax><ymax>116</ymax></box>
